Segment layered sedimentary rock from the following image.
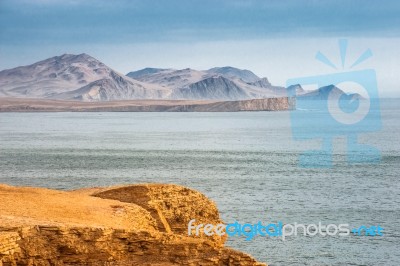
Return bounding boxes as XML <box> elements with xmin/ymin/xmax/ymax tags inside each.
<box><xmin>0</xmin><ymin>183</ymin><xmax>266</xmax><ymax>266</ymax></box>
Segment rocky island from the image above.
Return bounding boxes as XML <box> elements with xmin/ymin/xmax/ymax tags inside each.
<box><xmin>0</xmin><ymin>183</ymin><xmax>266</xmax><ymax>266</ymax></box>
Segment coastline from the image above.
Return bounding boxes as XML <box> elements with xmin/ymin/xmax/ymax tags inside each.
<box><xmin>0</xmin><ymin>97</ymin><xmax>295</xmax><ymax>112</ymax></box>
<box><xmin>0</xmin><ymin>183</ymin><xmax>266</xmax><ymax>266</ymax></box>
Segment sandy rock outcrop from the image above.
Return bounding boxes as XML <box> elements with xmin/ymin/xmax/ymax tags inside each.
<box><xmin>0</xmin><ymin>183</ymin><xmax>266</xmax><ymax>266</ymax></box>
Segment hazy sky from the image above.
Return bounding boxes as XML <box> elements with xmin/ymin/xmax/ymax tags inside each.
<box><xmin>1</xmin><ymin>0</ymin><xmax>399</xmax><ymax>96</ymax></box>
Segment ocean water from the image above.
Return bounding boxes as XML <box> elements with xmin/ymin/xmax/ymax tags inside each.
<box><xmin>0</xmin><ymin>99</ymin><xmax>399</xmax><ymax>266</ymax></box>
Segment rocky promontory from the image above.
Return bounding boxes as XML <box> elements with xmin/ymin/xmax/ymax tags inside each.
<box><xmin>0</xmin><ymin>183</ymin><xmax>266</xmax><ymax>266</ymax></box>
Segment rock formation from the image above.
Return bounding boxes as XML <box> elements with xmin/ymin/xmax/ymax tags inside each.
<box><xmin>0</xmin><ymin>97</ymin><xmax>295</xmax><ymax>112</ymax></box>
<box><xmin>0</xmin><ymin>183</ymin><xmax>266</xmax><ymax>266</ymax></box>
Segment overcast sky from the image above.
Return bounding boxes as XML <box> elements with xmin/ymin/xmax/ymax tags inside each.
<box><xmin>1</xmin><ymin>0</ymin><xmax>399</xmax><ymax>97</ymax></box>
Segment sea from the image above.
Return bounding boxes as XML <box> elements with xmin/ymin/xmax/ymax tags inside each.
<box><xmin>0</xmin><ymin>99</ymin><xmax>399</xmax><ymax>266</ymax></box>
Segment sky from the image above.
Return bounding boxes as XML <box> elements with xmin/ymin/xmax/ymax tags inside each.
<box><xmin>0</xmin><ymin>0</ymin><xmax>399</xmax><ymax>97</ymax></box>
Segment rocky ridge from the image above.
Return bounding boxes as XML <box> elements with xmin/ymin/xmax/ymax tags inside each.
<box><xmin>0</xmin><ymin>183</ymin><xmax>266</xmax><ymax>266</ymax></box>
<box><xmin>0</xmin><ymin>54</ymin><xmax>288</xmax><ymax>102</ymax></box>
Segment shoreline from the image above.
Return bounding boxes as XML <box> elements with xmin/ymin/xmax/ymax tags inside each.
<box><xmin>0</xmin><ymin>97</ymin><xmax>295</xmax><ymax>112</ymax></box>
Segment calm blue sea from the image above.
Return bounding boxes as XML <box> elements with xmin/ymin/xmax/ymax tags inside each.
<box><xmin>0</xmin><ymin>99</ymin><xmax>399</xmax><ymax>265</ymax></box>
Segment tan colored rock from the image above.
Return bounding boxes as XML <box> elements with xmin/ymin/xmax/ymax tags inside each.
<box><xmin>0</xmin><ymin>183</ymin><xmax>266</xmax><ymax>266</ymax></box>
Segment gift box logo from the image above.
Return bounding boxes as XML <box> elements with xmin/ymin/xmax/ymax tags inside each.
<box><xmin>287</xmin><ymin>39</ymin><xmax>381</xmax><ymax>168</ymax></box>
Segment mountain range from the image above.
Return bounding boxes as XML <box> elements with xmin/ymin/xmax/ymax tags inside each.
<box><xmin>0</xmin><ymin>53</ymin><xmax>360</xmax><ymax>102</ymax></box>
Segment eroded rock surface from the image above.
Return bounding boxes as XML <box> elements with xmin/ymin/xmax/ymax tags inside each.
<box><xmin>0</xmin><ymin>183</ymin><xmax>266</xmax><ymax>266</ymax></box>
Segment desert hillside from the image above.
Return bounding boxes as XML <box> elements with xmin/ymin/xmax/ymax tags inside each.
<box><xmin>0</xmin><ymin>54</ymin><xmax>287</xmax><ymax>101</ymax></box>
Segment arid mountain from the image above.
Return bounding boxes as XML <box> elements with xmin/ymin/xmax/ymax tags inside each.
<box><xmin>207</xmin><ymin>66</ymin><xmax>261</xmax><ymax>83</ymax></box>
<box><xmin>128</xmin><ymin>66</ymin><xmax>289</xmax><ymax>99</ymax></box>
<box><xmin>171</xmin><ymin>75</ymin><xmax>250</xmax><ymax>100</ymax></box>
<box><xmin>55</xmin><ymin>71</ymin><xmax>170</xmax><ymax>101</ymax></box>
<box><xmin>0</xmin><ymin>54</ymin><xmax>168</xmax><ymax>101</ymax></box>
<box><xmin>0</xmin><ymin>54</ymin><xmax>290</xmax><ymax>101</ymax></box>
<box><xmin>128</xmin><ymin>68</ymin><xmax>207</xmax><ymax>90</ymax></box>
<box><xmin>0</xmin><ymin>53</ymin><xmax>361</xmax><ymax>102</ymax></box>
<box><xmin>126</xmin><ymin>67</ymin><xmax>170</xmax><ymax>79</ymax></box>
<box><xmin>298</xmin><ymin>85</ymin><xmax>364</xmax><ymax>100</ymax></box>
<box><xmin>0</xmin><ymin>53</ymin><xmax>110</xmax><ymax>98</ymax></box>
<box><xmin>206</xmin><ymin>67</ymin><xmax>289</xmax><ymax>96</ymax></box>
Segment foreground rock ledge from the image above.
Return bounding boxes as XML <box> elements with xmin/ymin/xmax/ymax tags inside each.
<box><xmin>0</xmin><ymin>183</ymin><xmax>266</xmax><ymax>266</ymax></box>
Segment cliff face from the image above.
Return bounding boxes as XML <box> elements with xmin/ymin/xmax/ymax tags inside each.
<box><xmin>0</xmin><ymin>97</ymin><xmax>295</xmax><ymax>112</ymax></box>
<box><xmin>0</xmin><ymin>184</ymin><xmax>266</xmax><ymax>266</ymax></box>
